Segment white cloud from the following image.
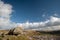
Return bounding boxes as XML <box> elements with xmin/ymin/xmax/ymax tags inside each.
<box><xmin>0</xmin><ymin>0</ymin><xmax>17</xmax><ymax>29</ymax></box>
<box><xmin>18</xmin><ymin>16</ymin><xmax>60</xmax><ymax>31</ymax></box>
<box><xmin>0</xmin><ymin>1</ymin><xmax>12</xmax><ymax>18</ymax></box>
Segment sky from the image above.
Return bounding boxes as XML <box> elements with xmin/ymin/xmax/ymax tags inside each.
<box><xmin>2</xmin><ymin>0</ymin><xmax>60</xmax><ymax>23</ymax></box>
<box><xmin>1</xmin><ymin>0</ymin><xmax>60</xmax><ymax>30</ymax></box>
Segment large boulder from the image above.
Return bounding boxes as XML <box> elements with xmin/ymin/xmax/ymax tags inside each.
<box><xmin>8</xmin><ymin>27</ymin><xmax>23</xmax><ymax>35</ymax></box>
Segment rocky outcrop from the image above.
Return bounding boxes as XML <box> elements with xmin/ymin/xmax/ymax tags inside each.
<box><xmin>7</xmin><ymin>27</ymin><xmax>23</xmax><ymax>35</ymax></box>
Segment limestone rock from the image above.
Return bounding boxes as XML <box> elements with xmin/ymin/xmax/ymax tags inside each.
<box><xmin>8</xmin><ymin>27</ymin><xmax>23</xmax><ymax>35</ymax></box>
<box><xmin>13</xmin><ymin>27</ymin><xmax>23</xmax><ymax>34</ymax></box>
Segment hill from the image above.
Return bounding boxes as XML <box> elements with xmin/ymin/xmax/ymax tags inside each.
<box><xmin>0</xmin><ymin>27</ymin><xmax>60</xmax><ymax>40</ymax></box>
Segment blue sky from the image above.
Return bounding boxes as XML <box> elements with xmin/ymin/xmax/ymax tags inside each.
<box><xmin>1</xmin><ymin>0</ymin><xmax>60</xmax><ymax>30</ymax></box>
<box><xmin>2</xmin><ymin>0</ymin><xmax>60</xmax><ymax>23</ymax></box>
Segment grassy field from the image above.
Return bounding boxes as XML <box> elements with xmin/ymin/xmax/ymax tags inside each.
<box><xmin>0</xmin><ymin>30</ymin><xmax>60</xmax><ymax>40</ymax></box>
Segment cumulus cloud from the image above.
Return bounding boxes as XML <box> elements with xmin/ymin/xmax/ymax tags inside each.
<box><xmin>0</xmin><ymin>0</ymin><xmax>17</xmax><ymax>29</ymax></box>
<box><xmin>0</xmin><ymin>1</ymin><xmax>13</xmax><ymax>18</ymax></box>
<box><xmin>18</xmin><ymin>16</ymin><xmax>60</xmax><ymax>31</ymax></box>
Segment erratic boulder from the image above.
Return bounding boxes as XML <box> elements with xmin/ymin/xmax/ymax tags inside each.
<box><xmin>8</xmin><ymin>27</ymin><xmax>23</xmax><ymax>35</ymax></box>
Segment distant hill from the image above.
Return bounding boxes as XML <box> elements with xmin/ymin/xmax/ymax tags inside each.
<box><xmin>36</xmin><ymin>30</ymin><xmax>60</xmax><ymax>35</ymax></box>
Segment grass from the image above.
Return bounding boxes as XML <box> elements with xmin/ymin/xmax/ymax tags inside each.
<box><xmin>0</xmin><ymin>30</ymin><xmax>60</xmax><ymax>40</ymax></box>
<box><xmin>0</xmin><ymin>35</ymin><xmax>30</xmax><ymax>40</ymax></box>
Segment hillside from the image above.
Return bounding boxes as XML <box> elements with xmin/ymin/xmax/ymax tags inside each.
<box><xmin>0</xmin><ymin>27</ymin><xmax>60</xmax><ymax>40</ymax></box>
